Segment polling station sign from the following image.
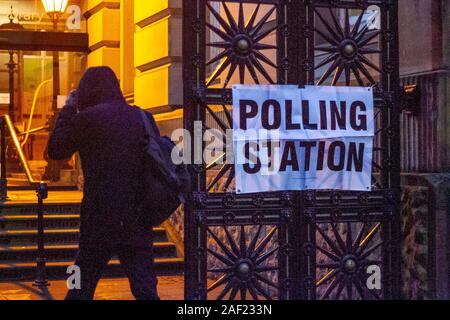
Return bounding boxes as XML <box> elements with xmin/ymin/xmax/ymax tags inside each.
<box><xmin>233</xmin><ymin>85</ymin><xmax>374</xmax><ymax>194</ymax></box>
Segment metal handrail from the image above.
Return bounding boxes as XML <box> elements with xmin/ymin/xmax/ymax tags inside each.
<box><xmin>2</xmin><ymin>114</ymin><xmax>39</xmax><ymax>185</ymax></box>
<box><xmin>22</xmin><ymin>79</ymin><xmax>52</xmax><ymax>147</ymax></box>
<box><xmin>17</xmin><ymin>126</ymin><xmax>49</xmax><ymax>137</ymax></box>
<box><xmin>0</xmin><ymin>114</ymin><xmax>49</xmax><ymax>288</ymax></box>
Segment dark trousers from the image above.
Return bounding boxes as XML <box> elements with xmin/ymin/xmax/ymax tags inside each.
<box><xmin>65</xmin><ymin>244</ymin><xmax>159</xmax><ymax>300</ymax></box>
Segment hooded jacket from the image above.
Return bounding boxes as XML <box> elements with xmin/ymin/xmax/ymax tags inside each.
<box><xmin>47</xmin><ymin>67</ymin><xmax>160</xmax><ymax>247</ymax></box>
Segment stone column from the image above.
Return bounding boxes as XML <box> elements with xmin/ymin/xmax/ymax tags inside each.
<box><xmin>133</xmin><ymin>0</ymin><xmax>182</xmax><ymax>113</ymax></box>
<box><xmin>120</xmin><ymin>0</ymin><xmax>135</xmax><ymax>102</ymax></box>
<box><xmin>84</xmin><ymin>0</ymin><xmax>121</xmax><ymax>77</ymax></box>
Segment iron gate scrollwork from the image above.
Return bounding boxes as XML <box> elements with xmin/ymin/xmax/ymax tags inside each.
<box><xmin>182</xmin><ymin>0</ymin><xmax>400</xmax><ymax>300</ymax></box>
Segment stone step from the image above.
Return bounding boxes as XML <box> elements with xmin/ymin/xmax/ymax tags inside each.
<box><xmin>0</xmin><ymin>215</ymin><xmax>81</xmax><ymax>230</ymax></box>
<box><xmin>0</xmin><ymin>215</ymin><xmax>167</xmax><ymax>231</ymax></box>
<box><xmin>0</xmin><ymin>257</ymin><xmax>184</xmax><ymax>281</ymax></box>
<box><xmin>0</xmin><ymin>242</ymin><xmax>178</xmax><ymax>261</ymax></box>
<box><xmin>6</xmin><ymin>178</ymin><xmax>41</xmax><ymax>187</ymax></box>
<box><xmin>1</xmin><ymin>204</ymin><xmax>81</xmax><ymax>216</ymax></box>
<box><xmin>0</xmin><ymin>227</ymin><xmax>168</xmax><ymax>245</ymax></box>
<box><xmin>10</xmin><ymin>173</ymin><xmax>42</xmax><ymax>180</ymax></box>
<box><xmin>7</xmin><ymin>186</ymin><xmax>79</xmax><ymax>191</ymax></box>
<box><xmin>0</xmin><ymin>193</ymin><xmax>184</xmax><ymax>281</ymax></box>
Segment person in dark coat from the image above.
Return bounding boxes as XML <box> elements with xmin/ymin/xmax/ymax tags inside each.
<box><xmin>47</xmin><ymin>66</ymin><xmax>160</xmax><ymax>300</ymax></box>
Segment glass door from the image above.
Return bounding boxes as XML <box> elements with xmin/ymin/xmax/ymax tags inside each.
<box><xmin>1</xmin><ymin>48</ymin><xmax>87</xmax><ymax>188</ymax></box>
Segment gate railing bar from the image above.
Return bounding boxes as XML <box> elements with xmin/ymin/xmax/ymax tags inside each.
<box><xmin>0</xmin><ymin>114</ymin><xmax>49</xmax><ymax>288</ymax></box>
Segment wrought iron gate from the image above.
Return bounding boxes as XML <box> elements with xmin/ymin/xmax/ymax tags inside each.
<box><xmin>182</xmin><ymin>0</ymin><xmax>400</xmax><ymax>300</ymax></box>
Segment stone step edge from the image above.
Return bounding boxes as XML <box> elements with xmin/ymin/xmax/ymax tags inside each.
<box><xmin>0</xmin><ymin>242</ymin><xmax>176</xmax><ymax>252</ymax></box>
<box><xmin>0</xmin><ymin>257</ymin><xmax>184</xmax><ymax>270</ymax></box>
<box><xmin>0</xmin><ymin>215</ymin><xmax>80</xmax><ymax>220</ymax></box>
<box><xmin>0</xmin><ymin>227</ymin><xmax>165</xmax><ymax>235</ymax></box>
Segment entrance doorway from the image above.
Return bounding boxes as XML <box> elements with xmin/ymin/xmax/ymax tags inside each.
<box><xmin>0</xmin><ymin>49</ymin><xmax>87</xmax><ymax>187</ymax></box>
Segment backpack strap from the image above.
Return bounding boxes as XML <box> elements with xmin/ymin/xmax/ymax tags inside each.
<box><xmin>139</xmin><ymin>109</ymin><xmax>154</xmax><ymax>138</ymax></box>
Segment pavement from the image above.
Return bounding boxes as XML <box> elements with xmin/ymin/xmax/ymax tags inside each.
<box><xmin>0</xmin><ymin>276</ymin><xmax>184</xmax><ymax>300</ymax></box>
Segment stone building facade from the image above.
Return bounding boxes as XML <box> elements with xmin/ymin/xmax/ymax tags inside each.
<box><xmin>81</xmin><ymin>0</ymin><xmax>449</xmax><ymax>299</ymax></box>
<box><xmin>2</xmin><ymin>0</ymin><xmax>446</xmax><ymax>299</ymax></box>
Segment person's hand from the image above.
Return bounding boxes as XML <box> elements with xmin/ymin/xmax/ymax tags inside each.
<box><xmin>65</xmin><ymin>90</ymin><xmax>78</xmax><ymax>108</ymax></box>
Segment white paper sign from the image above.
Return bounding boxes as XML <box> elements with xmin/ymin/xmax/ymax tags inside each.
<box><xmin>233</xmin><ymin>85</ymin><xmax>374</xmax><ymax>194</ymax></box>
<box><xmin>0</xmin><ymin>93</ymin><xmax>10</xmax><ymax>105</ymax></box>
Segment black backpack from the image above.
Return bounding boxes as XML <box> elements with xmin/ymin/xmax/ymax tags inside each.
<box><xmin>138</xmin><ymin>109</ymin><xmax>190</xmax><ymax>227</ymax></box>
